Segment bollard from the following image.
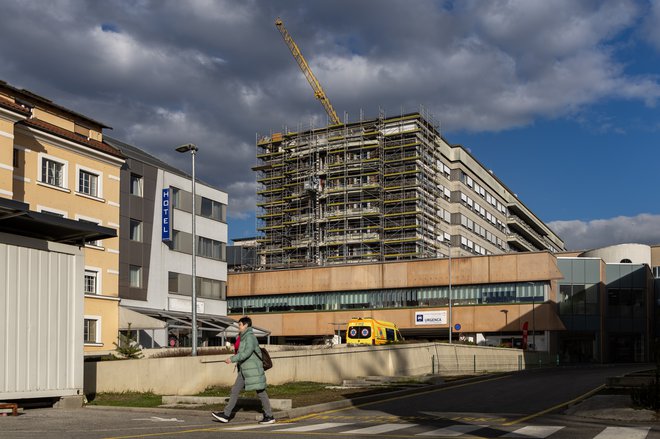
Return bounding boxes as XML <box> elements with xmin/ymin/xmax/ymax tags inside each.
<box><xmin>432</xmin><ymin>355</ymin><xmax>435</xmax><ymax>374</ymax></box>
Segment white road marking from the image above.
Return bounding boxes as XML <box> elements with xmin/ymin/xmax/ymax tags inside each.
<box><xmin>132</xmin><ymin>416</ymin><xmax>184</xmax><ymax>422</ymax></box>
<box><xmin>593</xmin><ymin>426</ymin><xmax>650</xmax><ymax>439</ymax></box>
<box><xmin>275</xmin><ymin>422</ymin><xmax>353</xmax><ymax>432</ymax></box>
<box><xmin>343</xmin><ymin>423</ymin><xmax>417</xmax><ymax>435</ymax></box>
<box><xmin>224</xmin><ymin>423</ymin><xmax>284</xmax><ymax>431</ymax></box>
<box><xmin>417</xmin><ymin>424</ymin><xmax>488</xmax><ymax>436</ymax></box>
<box><xmin>503</xmin><ymin>425</ymin><xmax>565</xmax><ymax>438</ymax></box>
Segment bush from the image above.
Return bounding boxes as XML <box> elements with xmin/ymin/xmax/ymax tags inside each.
<box><xmin>631</xmin><ymin>380</ymin><xmax>660</xmax><ymax>410</ymax></box>
<box><xmin>150</xmin><ymin>346</ymin><xmax>233</xmax><ymax>358</ymax></box>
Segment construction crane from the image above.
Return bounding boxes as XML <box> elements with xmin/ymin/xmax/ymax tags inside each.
<box><xmin>275</xmin><ymin>17</ymin><xmax>341</xmax><ymax>126</ymax></box>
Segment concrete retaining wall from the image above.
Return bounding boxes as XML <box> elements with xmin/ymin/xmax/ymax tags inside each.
<box><xmin>84</xmin><ymin>343</ymin><xmax>554</xmax><ymax>396</ymax></box>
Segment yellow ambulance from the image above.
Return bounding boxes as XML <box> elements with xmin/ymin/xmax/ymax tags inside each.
<box><xmin>346</xmin><ymin>317</ymin><xmax>404</xmax><ymax>345</ymax></box>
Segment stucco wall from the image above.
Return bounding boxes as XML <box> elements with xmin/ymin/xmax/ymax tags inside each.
<box><xmin>580</xmin><ymin>243</ymin><xmax>651</xmax><ymax>265</ymax></box>
<box><xmin>84</xmin><ymin>343</ymin><xmax>553</xmax><ymax>396</ymax></box>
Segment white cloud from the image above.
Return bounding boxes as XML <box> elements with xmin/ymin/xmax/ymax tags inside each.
<box><xmin>642</xmin><ymin>0</ymin><xmax>660</xmax><ymax>51</ymax></box>
<box><xmin>1</xmin><ymin>0</ymin><xmax>659</xmax><ymax>234</ymax></box>
<box><xmin>226</xmin><ymin>181</ymin><xmax>258</xmax><ymax>220</ymax></box>
<box><xmin>549</xmin><ymin>214</ymin><xmax>660</xmax><ymax>251</ymax></box>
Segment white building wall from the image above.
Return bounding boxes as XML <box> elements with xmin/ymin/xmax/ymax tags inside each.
<box><xmin>0</xmin><ymin>232</ymin><xmax>84</xmax><ymax>399</ymax></box>
<box><xmin>580</xmin><ymin>243</ymin><xmax>651</xmax><ymax>266</ymax></box>
<box><xmin>123</xmin><ymin>169</ymin><xmax>228</xmax><ymax>317</ymax></box>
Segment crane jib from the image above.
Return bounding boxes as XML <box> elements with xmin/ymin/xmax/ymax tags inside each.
<box><xmin>275</xmin><ymin>17</ymin><xmax>341</xmax><ymax>125</ymax></box>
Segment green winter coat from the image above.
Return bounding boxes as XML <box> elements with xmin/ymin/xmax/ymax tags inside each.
<box><xmin>230</xmin><ymin>327</ymin><xmax>267</xmax><ymax>391</ymax></box>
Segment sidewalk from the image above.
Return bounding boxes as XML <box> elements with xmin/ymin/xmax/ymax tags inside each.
<box><xmin>84</xmin><ymin>374</ymin><xmax>660</xmax><ymax>423</ymax></box>
<box><xmin>565</xmin><ymin>394</ymin><xmax>658</xmax><ymax>422</ymax></box>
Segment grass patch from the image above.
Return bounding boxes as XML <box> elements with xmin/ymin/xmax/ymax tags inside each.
<box><xmin>197</xmin><ymin>381</ymin><xmax>421</xmax><ymax>409</ymax></box>
<box><xmin>86</xmin><ymin>378</ymin><xmax>447</xmax><ymax>410</ymax></box>
<box><xmin>86</xmin><ymin>391</ymin><xmax>162</xmax><ymax>407</ymax></box>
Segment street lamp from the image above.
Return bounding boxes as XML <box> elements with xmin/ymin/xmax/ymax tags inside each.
<box><xmin>176</xmin><ymin>143</ymin><xmax>199</xmax><ymax>356</ymax></box>
<box><xmin>500</xmin><ymin>309</ymin><xmax>508</xmax><ymax>345</ymax></box>
<box><xmin>446</xmin><ymin>240</ymin><xmax>452</xmax><ymax>344</ymax></box>
<box><xmin>526</xmin><ymin>281</ymin><xmax>537</xmax><ymax>350</ymax></box>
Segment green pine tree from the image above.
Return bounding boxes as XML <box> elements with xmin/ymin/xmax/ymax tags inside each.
<box><xmin>113</xmin><ymin>323</ymin><xmax>144</xmax><ymax>359</ymax></box>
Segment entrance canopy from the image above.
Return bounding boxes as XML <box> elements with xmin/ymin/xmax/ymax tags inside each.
<box><xmin>119</xmin><ymin>306</ymin><xmax>167</xmax><ymax>330</ymax></box>
<box><xmin>0</xmin><ymin>198</ymin><xmax>116</xmax><ymax>244</ymax></box>
<box><xmin>123</xmin><ymin>306</ymin><xmax>270</xmax><ymax>338</ymax></box>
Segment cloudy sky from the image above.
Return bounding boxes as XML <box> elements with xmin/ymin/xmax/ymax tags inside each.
<box><xmin>2</xmin><ymin>0</ymin><xmax>660</xmax><ymax>251</ymax></box>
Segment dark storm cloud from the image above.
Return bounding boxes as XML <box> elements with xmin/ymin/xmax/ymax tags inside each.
<box><xmin>1</xmin><ymin>0</ymin><xmax>659</xmax><ymax>234</ymax></box>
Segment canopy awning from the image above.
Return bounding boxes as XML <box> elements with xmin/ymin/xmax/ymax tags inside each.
<box><xmin>122</xmin><ymin>306</ymin><xmax>270</xmax><ymax>337</ymax></box>
<box><xmin>119</xmin><ymin>306</ymin><xmax>168</xmax><ymax>330</ymax></box>
<box><xmin>0</xmin><ymin>198</ymin><xmax>116</xmax><ymax>244</ymax></box>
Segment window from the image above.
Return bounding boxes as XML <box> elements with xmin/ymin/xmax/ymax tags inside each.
<box><xmin>171</xmin><ymin>187</ymin><xmax>181</xmax><ymax>208</ymax></box>
<box><xmin>13</xmin><ymin>148</ymin><xmax>18</xmax><ymax>168</ymax></box>
<box><xmin>172</xmin><ymin>230</ymin><xmax>225</xmax><ymax>261</ymax></box>
<box><xmin>41</xmin><ymin>210</ymin><xmax>65</xmax><ymax>218</ymax></box>
<box><xmin>78</xmin><ymin>170</ymin><xmax>99</xmax><ymax>197</ymax></box>
<box><xmin>41</xmin><ymin>158</ymin><xmax>65</xmax><ymax>187</ymax></box>
<box><xmin>79</xmin><ymin>218</ymin><xmax>102</xmax><ymax>247</ymax></box>
<box><xmin>129</xmin><ymin>265</ymin><xmax>142</xmax><ymax>288</ymax></box>
<box><xmin>84</xmin><ymin>270</ymin><xmax>98</xmax><ymax>295</ymax></box>
<box><xmin>172</xmin><ymin>230</ymin><xmax>192</xmax><ymax>253</ymax></box>
<box><xmin>199</xmin><ymin>197</ymin><xmax>226</xmax><ymax>222</ymax></box>
<box><xmin>129</xmin><ymin>219</ymin><xmax>142</xmax><ymax>242</ymax></box>
<box><xmin>168</xmin><ymin>271</ymin><xmax>226</xmax><ymax>300</ymax></box>
<box><xmin>130</xmin><ymin>174</ymin><xmax>143</xmax><ymax>197</ymax></box>
<box><xmin>198</xmin><ymin>236</ymin><xmax>226</xmax><ymax>260</ymax></box>
<box><xmin>84</xmin><ymin>318</ymin><xmax>99</xmax><ymax>344</ymax></box>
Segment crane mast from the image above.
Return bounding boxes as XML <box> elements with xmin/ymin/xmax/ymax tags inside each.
<box><xmin>275</xmin><ymin>18</ymin><xmax>341</xmax><ymax>126</ymax></box>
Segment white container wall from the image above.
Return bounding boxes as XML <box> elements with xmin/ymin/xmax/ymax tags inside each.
<box><xmin>0</xmin><ymin>232</ymin><xmax>84</xmax><ymax>399</ymax></box>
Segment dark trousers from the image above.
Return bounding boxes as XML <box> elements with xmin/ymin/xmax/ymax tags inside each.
<box><xmin>223</xmin><ymin>372</ymin><xmax>273</xmax><ymax>417</ymax></box>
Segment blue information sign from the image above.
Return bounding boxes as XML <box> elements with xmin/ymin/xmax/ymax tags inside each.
<box><xmin>162</xmin><ymin>188</ymin><xmax>171</xmax><ymax>241</ymax></box>
<box><xmin>454</xmin><ymin>323</ymin><xmax>461</xmax><ymax>331</ymax></box>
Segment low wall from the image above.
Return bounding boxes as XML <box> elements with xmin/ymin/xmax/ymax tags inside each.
<box><xmin>84</xmin><ymin>343</ymin><xmax>554</xmax><ymax>396</ymax></box>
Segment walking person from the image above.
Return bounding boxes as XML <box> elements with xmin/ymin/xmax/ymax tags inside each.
<box><xmin>212</xmin><ymin>316</ymin><xmax>275</xmax><ymax>424</ymax></box>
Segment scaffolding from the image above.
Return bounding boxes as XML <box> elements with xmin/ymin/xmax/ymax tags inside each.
<box><xmin>255</xmin><ymin>110</ymin><xmax>456</xmax><ymax>269</ymax></box>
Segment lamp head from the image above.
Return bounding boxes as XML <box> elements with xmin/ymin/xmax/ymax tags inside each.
<box><xmin>175</xmin><ymin>143</ymin><xmax>198</xmax><ymax>153</ymax></box>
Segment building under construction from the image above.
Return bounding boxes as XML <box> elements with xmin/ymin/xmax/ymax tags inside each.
<box><xmin>254</xmin><ymin>111</ymin><xmax>565</xmax><ymax>268</ymax></box>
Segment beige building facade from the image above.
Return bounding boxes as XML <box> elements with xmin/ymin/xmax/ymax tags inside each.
<box><xmin>0</xmin><ymin>80</ymin><xmax>124</xmax><ymax>353</ymax></box>
<box><xmin>229</xmin><ymin>251</ymin><xmax>566</xmax><ymax>351</ymax></box>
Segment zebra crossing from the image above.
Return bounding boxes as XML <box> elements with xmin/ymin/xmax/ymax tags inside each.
<box><xmin>223</xmin><ymin>421</ymin><xmax>652</xmax><ymax>438</ymax></box>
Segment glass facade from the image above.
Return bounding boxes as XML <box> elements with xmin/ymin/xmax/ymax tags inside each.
<box><xmin>228</xmin><ymin>282</ymin><xmax>546</xmax><ymax>314</ymax></box>
<box><xmin>557</xmin><ymin>258</ymin><xmax>651</xmax><ymax>363</ymax></box>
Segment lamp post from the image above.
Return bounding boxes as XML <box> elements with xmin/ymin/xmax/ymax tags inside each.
<box><xmin>176</xmin><ymin>143</ymin><xmax>199</xmax><ymax>356</ymax></box>
<box><xmin>500</xmin><ymin>309</ymin><xmax>508</xmax><ymax>345</ymax></box>
<box><xmin>526</xmin><ymin>281</ymin><xmax>537</xmax><ymax>350</ymax></box>
<box><xmin>446</xmin><ymin>240</ymin><xmax>452</xmax><ymax>344</ymax></box>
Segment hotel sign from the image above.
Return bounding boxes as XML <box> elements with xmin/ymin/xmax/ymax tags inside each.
<box><xmin>162</xmin><ymin>188</ymin><xmax>171</xmax><ymax>241</ymax></box>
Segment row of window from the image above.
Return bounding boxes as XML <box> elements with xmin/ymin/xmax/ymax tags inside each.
<box><xmin>459</xmin><ymin>214</ymin><xmax>507</xmax><ymax>250</ymax></box>
<box><xmin>168</xmin><ymin>271</ymin><xmax>227</xmax><ymax>300</ymax></box>
<box><xmin>172</xmin><ymin>230</ymin><xmax>227</xmax><ymax>261</ymax></box>
<box><xmin>460</xmin><ymin>171</ymin><xmax>507</xmax><ymax>215</ymax></box>
<box><xmin>459</xmin><ymin>192</ymin><xmax>507</xmax><ymax>232</ymax></box>
<box><xmin>84</xmin><ymin>265</ymin><xmax>143</xmax><ymax>296</ymax></box>
<box><xmin>559</xmin><ymin>282</ymin><xmax>647</xmax><ymax>318</ymax></box>
<box><xmin>228</xmin><ymin>282</ymin><xmax>546</xmax><ymax>314</ymax></box>
<box><xmin>34</xmin><ymin>153</ymin><xmax>105</xmax><ymax>198</ymax></box>
<box><xmin>459</xmin><ymin>235</ymin><xmax>490</xmax><ymax>256</ymax></box>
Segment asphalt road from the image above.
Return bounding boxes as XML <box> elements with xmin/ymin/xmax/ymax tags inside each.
<box><xmin>1</xmin><ymin>364</ymin><xmax>657</xmax><ymax>439</ymax></box>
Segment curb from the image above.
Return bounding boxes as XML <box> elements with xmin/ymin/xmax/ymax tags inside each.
<box><xmin>83</xmin><ymin>374</ymin><xmax>510</xmax><ymax>422</ymax></box>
